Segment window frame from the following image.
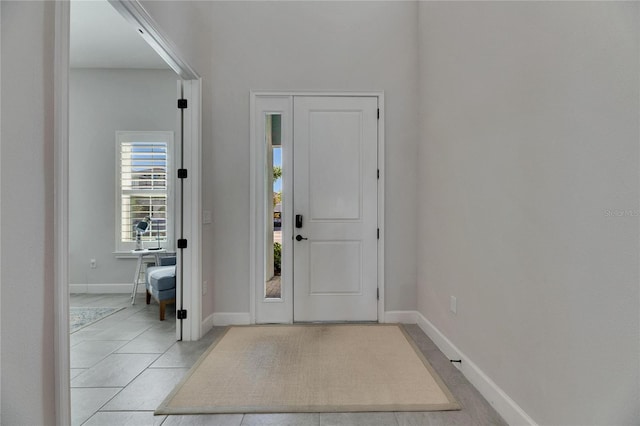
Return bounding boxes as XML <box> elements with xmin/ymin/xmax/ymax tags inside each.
<box><xmin>115</xmin><ymin>131</ymin><xmax>175</xmax><ymax>253</ymax></box>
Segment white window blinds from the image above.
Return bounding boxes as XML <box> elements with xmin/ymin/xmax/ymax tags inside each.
<box><xmin>116</xmin><ymin>132</ymin><xmax>173</xmax><ymax>251</ymax></box>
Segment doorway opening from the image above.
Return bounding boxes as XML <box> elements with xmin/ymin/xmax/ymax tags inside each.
<box><xmin>55</xmin><ymin>1</ymin><xmax>203</xmax><ymax>424</ymax></box>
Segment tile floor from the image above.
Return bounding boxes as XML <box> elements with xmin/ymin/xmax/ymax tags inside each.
<box><xmin>70</xmin><ymin>294</ymin><xmax>507</xmax><ymax>426</ymax></box>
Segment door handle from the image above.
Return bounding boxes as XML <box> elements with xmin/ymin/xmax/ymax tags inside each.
<box><xmin>295</xmin><ymin>235</ymin><xmax>308</xmax><ymax>241</ymax></box>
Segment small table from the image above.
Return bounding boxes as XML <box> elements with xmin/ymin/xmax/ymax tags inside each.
<box><xmin>130</xmin><ymin>248</ymin><xmax>166</xmax><ymax>305</ymax></box>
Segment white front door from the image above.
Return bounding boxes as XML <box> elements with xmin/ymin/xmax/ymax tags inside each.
<box><xmin>293</xmin><ymin>96</ymin><xmax>378</xmax><ymax>322</ymax></box>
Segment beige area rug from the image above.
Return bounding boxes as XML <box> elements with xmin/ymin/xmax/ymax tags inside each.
<box><xmin>156</xmin><ymin>324</ymin><xmax>460</xmax><ymax>414</ymax></box>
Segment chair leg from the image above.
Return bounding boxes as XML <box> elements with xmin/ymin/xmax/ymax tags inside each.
<box><xmin>159</xmin><ymin>301</ymin><xmax>166</xmax><ymax>321</ymax></box>
<box><xmin>146</xmin><ymin>290</ymin><xmax>151</xmax><ymax>305</ymax></box>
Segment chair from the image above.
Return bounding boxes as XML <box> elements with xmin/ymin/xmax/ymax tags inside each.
<box><xmin>145</xmin><ymin>256</ymin><xmax>176</xmax><ymax>320</ymax></box>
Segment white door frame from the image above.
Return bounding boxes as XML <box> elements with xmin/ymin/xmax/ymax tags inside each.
<box><xmin>54</xmin><ymin>1</ymin><xmax>202</xmax><ymax>424</ymax></box>
<box><xmin>249</xmin><ymin>91</ymin><xmax>386</xmax><ymax>325</ymax></box>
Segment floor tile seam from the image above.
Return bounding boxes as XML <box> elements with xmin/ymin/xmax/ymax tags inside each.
<box><xmin>79</xmin><ymin>335</ymin><xmax>134</xmax><ymax>341</ymax></box>
<box><xmin>90</xmin><ymin>383</ymin><xmax>131</xmax><ymax>418</ymax></box>
<box><xmin>119</xmin><ymin>352</ymin><xmax>164</xmax><ymax>387</ymax></box>
<box><xmin>72</xmin><ymin>328</ymin><xmax>111</xmax><ymax>335</ymax></box>
<box><xmin>70</xmin><ymin>385</ymin><xmax>125</xmax><ymax>389</ymax></box>
<box><xmin>114</xmin><ymin>350</ymin><xmax>167</xmax><ymax>355</ymax></box>
<box><xmin>75</xmin><ymin>388</ymin><xmax>123</xmax><ymax>426</ymax></box>
<box><xmin>72</xmin><ymin>353</ymin><xmax>162</xmax><ymax>389</ymax></box>
<box><xmin>72</xmin><ymin>339</ymin><xmax>130</xmax><ymax>344</ymax></box>
<box><xmin>71</xmin><ymin>340</ymin><xmax>131</xmax><ymax>366</ymax></box>
<box><xmin>88</xmin><ymin>325</ymin><xmax>156</xmax><ymax>341</ymax></box>
<box><xmin>144</xmin><ymin>366</ymin><xmax>188</xmax><ymax>371</ymax></box>
<box><xmin>119</xmin><ymin>332</ymin><xmax>179</xmax><ymax>342</ymax></box>
<box><xmin>97</xmin><ymin>408</ymin><xmax>159</xmax><ymax>413</ymax></box>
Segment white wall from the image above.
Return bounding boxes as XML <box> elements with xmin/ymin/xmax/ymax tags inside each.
<box><xmin>0</xmin><ymin>1</ymin><xmax>56</xmax><ymax>423</ymax></box>
<box><xmin>206</xmin><ymin>1</ymin><xmax>419</xmax><ymax>314</ymax></box>
<box><xmin>417</xmin><ymin>2</ymin><xmax>639</xmax><ymax>424</ymax></box>
<box><xmin>69</xmin><ymin>68</ymin><xmax>178</xmax><ymax>288</ymax></box>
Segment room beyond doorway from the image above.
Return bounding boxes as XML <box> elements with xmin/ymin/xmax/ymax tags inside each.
<box><xmin>57</xmin><ymin>1</ymin><xmax>204</xmax><ymax>423</ymax></box>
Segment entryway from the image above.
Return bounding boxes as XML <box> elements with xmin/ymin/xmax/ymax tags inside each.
<box><xmin>251</xmin><ymin>93</ymin><xmax>385</xmax><ymax>324</ymax></box>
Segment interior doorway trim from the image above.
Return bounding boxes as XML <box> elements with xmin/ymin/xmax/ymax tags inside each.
<box><xmin>54</xmin><ymin>3</ymin><xmax>71</xmax><ymax>424</ymax></box>
<box><xmin>107</xmin><ymin>1</ymin><xmax>198</xmax><ymax>80</ymax></box>
<box><xmin>249</xmin><ymin>91</ymin><xmax>386</xmax><ymax>325</ymax></box>
<box><xmin>54</xmin><ymin>1</ymin><xmax>202</xmax><ymax>424</ymax></box>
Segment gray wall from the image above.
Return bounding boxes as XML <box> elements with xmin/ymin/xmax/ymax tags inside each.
<box><xmin>69</xmin><ymin>68</ymin><xmax>178</xmax><ymax>287</ymax></box>
<box><xmin>417</xmin><ymin>2</ymin><xmax>639</xmax><ymax>424</ymax></box>
<box><xmin>1</xmin><ymin>1</ymin><xmax>56</xmax><ymax>423</ymax></box>
<box><xmin>211</xmin><ymin>1</ymin><xmax>418</xmax><ymax>315</ymax></box>
<box><xmin>144</xmin><ymin>1</ymin><xmax>420</xmax><ymax>315</ymax></box>
<box><xmin>208</xmin><ymin>1</ymin><xmax>420</xmax><ymax>314</ymax></box>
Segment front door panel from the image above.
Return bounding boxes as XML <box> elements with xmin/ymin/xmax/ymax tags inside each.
<box><xmin>293</xmin><ymin>96</ymin><xmax>378</xmax><ymax>322</ymax></box>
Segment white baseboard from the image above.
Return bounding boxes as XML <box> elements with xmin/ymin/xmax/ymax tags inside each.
<box><xmin>384</xmin><ymin>310</ymin><xmax>418</xmax><ymax>324</ymax></box>
<box><xmin>414</xmin><ymin>311</ymin><xmax>537</xmax><ymax>426</ymax></box>
<box><xmin>212</xmin><ymin>312</ymin><xmax>251</xmax><ymax>326</ymax></box>
<box><xmin>69</xmin><ymin>283</ymin><xmax>141</xmax><ymax>294</ymax></box>
<box><xmin>201</xmin><ymin>312</ymin><xmax>214</xmax><ymax>335</ymax></box>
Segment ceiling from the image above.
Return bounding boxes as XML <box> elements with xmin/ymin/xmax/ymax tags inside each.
<box><xmin>70</xmin><ymin>0</ymin><xmax>169</xmax><ymax>69</ymax></box>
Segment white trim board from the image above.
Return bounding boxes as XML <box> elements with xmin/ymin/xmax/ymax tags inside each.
<box><xmin>385</xmin><ymin>310</ymin><xmax>537</xmax><ymax>426</ymax></box>
<box><xmin>384</xmin><ymin>311</ymin><xmax>418</xmax><ymax>324</ymax></box>
<box><xmin>201</xmin><ymin>313</ymin><xmax>215</xmax><ymax>336</ymax></box>
<box><xmin>383</xmin><ymin>311</ymin><xmax>418</xmax><ymax>324</ymax></box>
<box><xmin>176</xmin><ymin>78</ymin><xmax>203</xmax><ymax>342</ymax></box>
<box><xmin>54</xmin><ymin>2</ymin><xmax>71</xmax><ymax>425</ymax></box>
<box><xmin>108</xmin><ymin>0</ymin><xmax>198</xmax><ymax>80</ymax></box>
<box><xmin>212</xmin><ymin>312</ymin><xmax>251</xmax><ymax>326</ymax></box>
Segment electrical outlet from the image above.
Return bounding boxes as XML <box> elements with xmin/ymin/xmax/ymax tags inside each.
<box><xmin>450</xmin><ymin>296</ymin><xmax>457</xmax><ymax>314</ymax></box>
<box><xmin>202</xmin><ymin>280</ymin><xmax>208</xmax><ymax>295</ymax></box>
<box><xmin>90</xmin><ymin>259</ymin><xmax>97</xmax><ymax>269</ymax></box>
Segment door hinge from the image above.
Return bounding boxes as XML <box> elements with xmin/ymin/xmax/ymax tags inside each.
<box><xmin>177</xmin><ymin>309</ymin><xmax>188</xmax><ymax>320</ymax></box>
<box><xmin>177</xmin><ymin>169</ymin><xmax>188</xmax><ymax>179</ymax></box>
<box><xmin>177</xmin><ymin>239</ymin><xmax>188</xmax><ymax>249</ymax></box>
<box><xmin>377</xmin><ymin>228</ymin><xmax>380</xmax><ymax>239</ymax></box>
<box><xmin>377</xmin><ymin>169</ymin><xmax>380</xmax><ymax>179</ymax></box>
<box><xmin>177</xmin><ymin>99</ymin><xmax>188</xmax><ymax>109</ymax></box>
<box><xmin>377</xmin><ymin>108</ymin><xmax>380</xmax><ymax>119</ymax></box>
<box><xmin>377</xmin><ymin>288</ymin><xmax>379</xmax><ymax>300</ymax></box>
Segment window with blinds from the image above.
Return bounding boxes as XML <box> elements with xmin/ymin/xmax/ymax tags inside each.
<box><xmin>116</xmin><ymin>131</ymin><xmax>174</xmax><ymax>251</ymax></box>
